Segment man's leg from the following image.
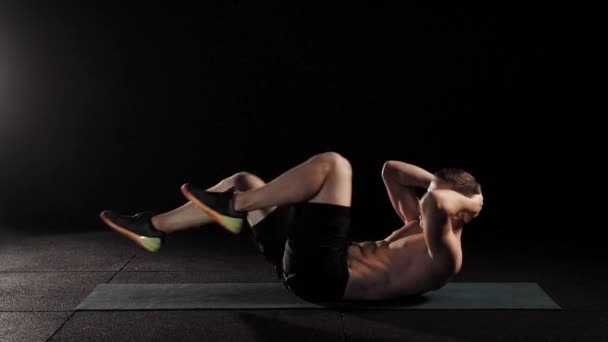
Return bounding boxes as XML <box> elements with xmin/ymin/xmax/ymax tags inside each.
<box><xmin>180</xmin><ymin>152</ymin><xmax>353</xmax><ymax>298</ymax></box>
<box><xmin>152</xmin><ymin>172</ymin><xmax>274</xmax><ymax>234</ymax></box>
<box><xmin>273</xmin><ymin>152</ymin><xmax>352</xmax><ymax>301</ymax></box>
<box><xmin>234</xmin><ymin>152</ymin><xmax>352</xmax><ymax>210</ymax></box>
<box><xmin>100</xmin><ymin>172</ymin><xmax>275</xmax><ymax>252</ymax></box>
<box><xmin>182</xmin><ymin>152</ymin><xmax>352</xmax><ymax>232</ymax></box>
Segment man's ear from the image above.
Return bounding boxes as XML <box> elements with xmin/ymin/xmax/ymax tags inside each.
<box><xmin>451</xmin><ymin>213</ymin><xmax>466</xmax><ymax>227</ymax></box>
<box><xmin>455</xmin><ymin>214</ymin><xmax>468</xmax><ymax>225</ymax></box>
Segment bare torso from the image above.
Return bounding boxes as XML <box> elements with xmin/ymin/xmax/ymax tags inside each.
<box><xmin>343</xmin><ymin>220</ymin><xmax>462</xmax><ymax>301</ymax></box>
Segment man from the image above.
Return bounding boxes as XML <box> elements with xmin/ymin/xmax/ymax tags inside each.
<box><xmin>100</xmin><ymin>152</ymin><xmax>483</xmax><ymax>302</ymax></box>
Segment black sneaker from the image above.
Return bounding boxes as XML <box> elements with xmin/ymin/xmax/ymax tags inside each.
<box><xmin>99</xmin><ymin>210</ymin><xmax>165</xmax><ymax>252</ymax></box>
<box><xmin>180</xmin><ymin>183</ymin><xmax>246</xmax><ymax>234</ymax></box>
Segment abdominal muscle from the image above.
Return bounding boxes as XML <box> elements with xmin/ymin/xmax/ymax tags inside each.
<box><xmin>343</xmin><ymin>232</ymin><xmax>452</xmax><ymax>301</ymax></box>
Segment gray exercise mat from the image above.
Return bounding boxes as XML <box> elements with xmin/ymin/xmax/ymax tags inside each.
<box><xmin>76</xmin><ymin>282</ymin><xmax>560</xmax><ymax>310</ymax></box>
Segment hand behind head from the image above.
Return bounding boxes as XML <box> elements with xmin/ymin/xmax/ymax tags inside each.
<box><xmin>470</xmin><ymin>193</ymin><xmax>484</xmax><ymax>213</ymax></box>
<box><xmin>455</xmin><ymin>193</ymin><xmax>484</xmax><ymax>225</ymax></box>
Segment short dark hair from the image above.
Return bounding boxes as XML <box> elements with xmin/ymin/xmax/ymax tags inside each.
<box><xmin>434</xmin><ymin>168</ymin><xmax>481</xmax><ymax>197</ymax></box>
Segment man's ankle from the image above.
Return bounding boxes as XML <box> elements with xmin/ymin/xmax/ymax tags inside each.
<box><xmin>150</xmin><ymin>215</ymin><xmax>169</xmax><ymax>234</ymax></box>
<box><xmin>233</xmin><ymin>191</ymin><xmax>247</xmax><ymax>212</ymax></box>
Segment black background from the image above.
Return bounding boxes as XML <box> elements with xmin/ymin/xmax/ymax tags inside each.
<box><xmin>0</xmin><ymin>3</ymin><xmax>604</xmax><ymax>249</ymax></box>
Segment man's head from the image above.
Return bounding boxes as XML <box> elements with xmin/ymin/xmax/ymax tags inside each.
<box><xmin>428</xmin><ymin>168</ymin><xmax>482</xmax><ymax>226</ymax></box>
<box><xmin>430</xmin><ymin>168</ymin><xmax>481</xmax><ymax>197</ymax></box>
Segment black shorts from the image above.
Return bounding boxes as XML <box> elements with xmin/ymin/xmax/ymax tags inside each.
<box><xmin>250</xmin><ymin>202</ymin><xmax>351</xmax><ymax>302</ymax></box>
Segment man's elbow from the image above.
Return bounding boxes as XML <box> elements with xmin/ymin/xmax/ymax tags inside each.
<box><xmin>381</xmin><ymin>161</ymin><xmax>400</xmax><ymax>178</ymax></box>
<box><xmin>381</xmin><ymin>161</ymin><xmax>392</xmax><ymax>176</ymax></box>
<box><xmin>421</xmin><ymin>190</ymin><xmax>440</xmax><ymax>209</ymax></box>
<box><xmin>421</xmin><ymin>191</ymin><xmax>449</xmax><ymax>218</ymax></box>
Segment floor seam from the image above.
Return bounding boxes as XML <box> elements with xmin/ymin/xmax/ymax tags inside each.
<box><xmin>0</xmin><ymin>271</ymin><xmax>120</xmax><ymax>273</ymax></box>
<box><xmin>0</xmin><ymin>310</ymin><xmax>73</xmax><ymax>313</ymax></box>
<box><xmin>42</xmin><ymin>255</ymin><xmax>136</xmax><ymax>341</ymax></box>
<box><xmin>106</xmin><ymin>254</ymin><xmax>137</xmax><ymax>283</ymax></box>
<box><xmin>45</xmin><ymin>311</ymin><xmax>76</xmax><ymax>342</ymax></box>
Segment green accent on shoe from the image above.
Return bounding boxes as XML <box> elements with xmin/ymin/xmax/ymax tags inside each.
<box><xmin>218</xmin><ymin>215</ymin><xmax>243</xmax><ymax>234</ymax></box>
<box><xmin>139</xmin><ymin>236</ymin><xmax>162</xmax><ymax>252</ymax></box>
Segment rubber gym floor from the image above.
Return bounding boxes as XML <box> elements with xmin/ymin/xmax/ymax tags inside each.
<box><xmin>1</xmin><ymin>221</ymin><xmax>605</xmax><ymax>342</ymax></box>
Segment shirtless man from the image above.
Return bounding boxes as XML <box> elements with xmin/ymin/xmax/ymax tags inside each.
<box><xmin>100</xmin><ymin>152</ymin><xmax>483</xmax><ymax>302</ymax></box>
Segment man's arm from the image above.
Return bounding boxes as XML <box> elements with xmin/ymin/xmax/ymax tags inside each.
<box><xmin>384</xmin><ymin>221</ymin><xmax>423</xmax><ymax>243</ymax></box>
<box><xmin>420</xmin><ymin>190</ymin><xmax>482</xmax><ymax>265</ymax></box>
<box><xmin>425</xmin><ymin>189</ymin><xmax>483</xmax><ymax>219</ymax></box>
<box><xmin>381</xmin><ymin>160</ymin><xmax>435</xmax><ymax>223</ymax></box>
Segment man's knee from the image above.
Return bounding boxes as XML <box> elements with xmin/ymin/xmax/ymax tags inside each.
<box><xmin>314</xmin><ymin>152</ymin><xmax>352</xmax><ymax>175</ymax></box>
<box><xmin>234</xmin><ymin>171</ymin><xmax>265</xmax><ymax>189</ymax></box>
